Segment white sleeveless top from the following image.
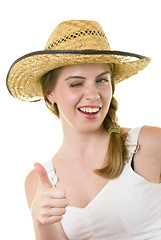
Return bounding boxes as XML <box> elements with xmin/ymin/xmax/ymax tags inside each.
<box><xmin>43</xmin><ymin>127</ymin><xmax>161</xmax><ymax>240</ymax></box>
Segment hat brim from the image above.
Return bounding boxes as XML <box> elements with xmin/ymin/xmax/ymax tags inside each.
<box><xmin>6</xmin><ymin>50</ymin><xmax>151</xmax><ymax>102</ymax></box>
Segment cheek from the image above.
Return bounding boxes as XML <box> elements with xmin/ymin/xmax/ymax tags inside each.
<box><xmin>102</xmin><ymin>86</ymin><xmax>113</xmax><ymax>102</ymax></box>
<box><xmin>56</xmin><ymin>87</ymin><xmax>82</xmax><ymax>108</ymax></box>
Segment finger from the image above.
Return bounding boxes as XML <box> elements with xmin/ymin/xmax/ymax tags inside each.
<box><xmin>41</xmin><ymin>215</ymin><xmax>62</xmax><ymax>225</ymax></box>
<box><xmin>49</xmin><ymin>198</ymin><xmax>69</xmax><ymax>208</ymax></box>
<box><xmin>41</xmin><ymin>187</ymin><xmax>66</xmax><ymax>201</ymax></box>
<box><xmin>34</xmin><ymin>162</ymin><xmax>52</xmax><ymax>188</ymax></box>
<box><xmin>50</xmin><ymin>207</ymin><xmax>66</xmax><ymax>216</ymax></box>
<box><xmin>50</xmin><ymin>188</ymin><xmax>66</xmax><ymax>199</ymax></box>
<box><xmin>43</xmin><ymin>207</ymin><xmax>66</xmax><ymax>217</ymax></box>
<box><xmin>42</xmin><ymin>195</ymin><xmax>68</xmax><ymax>208</ymax></box>
<box><xmin>41</xmin><ymin>191</ymin><xmax>68</xmax><ymax>207</ymax></box>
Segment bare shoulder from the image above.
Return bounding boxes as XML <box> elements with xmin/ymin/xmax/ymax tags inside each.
<box><xmin>137</xmin><ymin>126</ymin><xmax>161</xmax><ymax>181</ymax></box>
<box><xmin>138</xmin><ymin>126</ymin><xmax>161</xmax><ymax>162</ymax></box>
<box><xmin>139</xmin><ymin>125</ymin><xmax>161</xmax><ymax>139</ymax></box>
<box><xmin>25</xmin><ymin>169</ymin><xmax>39</xmax><ymax>208</ymax></box>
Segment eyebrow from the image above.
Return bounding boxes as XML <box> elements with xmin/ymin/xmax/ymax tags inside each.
<box><xmin>65</xmin><ymin>76</ymin><xmax>85</xmax><ymax>81</ymax></box>
<box><xmin>97</xmin><ymin>71</ymin><xmax>111</xmax><ymax>78</ymax></box>
<box><xmin>65</xmin><ymin>71</ymin><xmax>110</xmax><ymax>81</ymax></box>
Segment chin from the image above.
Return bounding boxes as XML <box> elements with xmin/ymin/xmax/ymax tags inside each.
<box><xmin>76</xmin><ymin>123</ymin><xmax>104</xmax><ymax>134</ymax></box>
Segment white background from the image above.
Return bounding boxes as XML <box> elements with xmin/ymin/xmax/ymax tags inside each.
<box><xmin>1</xmin><ymin>0</ymin><xmax>161</xmax><ymax>239</ymax></box>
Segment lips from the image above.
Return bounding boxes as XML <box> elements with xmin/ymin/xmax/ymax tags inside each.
<box><xmin>78</xmin><ymin>106</ymin><xmax>101</xmax><ymax>113</ymax></box>
<box><xmin>79</xmin><ymin>107</ymin><xmax>100</xmax><ymax>114</ymax></box>
<box><xmin>77</xmin><ymin>106</ymin><xmax>101</xmax><ymax>119</ymax></box>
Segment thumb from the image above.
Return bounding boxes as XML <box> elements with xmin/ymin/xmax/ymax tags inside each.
<box><xmin>34</xmin><ymin>162</ymin><xmax>52</xmax><ymax>188</ymax></box>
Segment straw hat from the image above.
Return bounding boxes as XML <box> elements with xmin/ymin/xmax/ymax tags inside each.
<box><xmin>6</xmin><ymin>20</ymin><xmax>151</xmax><ymax>102</ymax></box>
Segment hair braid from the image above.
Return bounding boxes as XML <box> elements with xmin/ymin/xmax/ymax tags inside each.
<box><xmin>94</xmin><ymin>96</ymin><xmax>128</xmax><ymax>179</ymax></box>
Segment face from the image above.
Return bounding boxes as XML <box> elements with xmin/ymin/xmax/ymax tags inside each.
<box><xmin>47</xmin><ymin>63</ymin><xmax>113</xmax><ymax>133</ymax></box>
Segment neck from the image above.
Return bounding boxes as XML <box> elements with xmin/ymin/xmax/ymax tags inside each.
<box><xmin>57</xmin><ymin>124</ymin><xmax>109</xmax><ymax>167</ymax></box>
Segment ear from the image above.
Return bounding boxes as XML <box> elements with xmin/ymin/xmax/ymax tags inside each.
<box><xmin>45</xmin><ymin>90</ymin><xmax>56</xmax><ymax>104</ymax></box>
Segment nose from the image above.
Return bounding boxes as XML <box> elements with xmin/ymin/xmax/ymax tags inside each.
<box><xmin>84</xmin><ymin>83</ymin><xmax>100</xmax><ymax>101</ymax></box>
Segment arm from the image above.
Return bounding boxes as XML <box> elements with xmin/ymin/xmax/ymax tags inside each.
<box><xmin>25</xmin><ymin>164</ymin><xmax>68</xmax><ymax>240</ymax></box>
<box><xmin>135</xmin><ymin>126</ymin><xmax>161</xmax><ymax>183</ymax></box>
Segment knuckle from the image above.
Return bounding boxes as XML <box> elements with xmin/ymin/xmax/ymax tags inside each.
<box><xmin>40</xmin><ymin>194</ymin><xmax>50</xmax><ymax>207</ymax></box>
<box><xmin>62</xmin><ymin>199</ymin><xmax>68</xmax><ymax>207</ymax></box>
<box><xmin>55</xmin><ymin>207</ymin><xmax>66</xmax><ymax>216</ymax></box>
<box><xmin>56</xmin><ymin>216</ymin><xmax>63</xmax><ymax>222</ymax></box>
<box><xmin>41</xmin><ymin>200</ymin><xmax>48</xmax><ymax>207</ymax></box>
<box><xmin>40</xmin><ymin>208</ymin><xmax>47</xmax><ymax>218</ymax></box>
<box><xmin>40</xmin><ymin>216</ymin><xmax>62</xmax><ymax>225</ymax></box>
<box><xmin>40</xmin><ymin>216</ymin><xmax>48</xmax><ymax>225</ymax></box>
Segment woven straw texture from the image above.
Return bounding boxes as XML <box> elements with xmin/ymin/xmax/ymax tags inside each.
<box><xmin>6</xmin><ymin>20</ymin><xmax>151</xmax><ymax>102</ymax></box>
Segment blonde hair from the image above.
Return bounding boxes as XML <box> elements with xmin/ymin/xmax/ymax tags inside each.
<box><xmin>41</xmin><ymin>66</ymin><xmax>128</xmax><ymax>179</ymax></box>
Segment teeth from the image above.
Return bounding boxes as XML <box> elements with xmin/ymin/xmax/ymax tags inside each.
<box><xmin>79</xmin><ymin>107</ymin><xmax>100</xmax><ymax>113</ymax></box>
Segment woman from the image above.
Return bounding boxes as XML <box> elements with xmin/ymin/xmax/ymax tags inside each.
<box><xmin>7</xmin><ymin>20</ymin><xmax>161</xmax><ymax>240</ymax></box>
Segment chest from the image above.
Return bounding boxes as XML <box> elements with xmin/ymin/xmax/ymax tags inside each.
<box><xmin>55</xmin><ymin>166</ymin><xmax>110</xmax><ymax>208</ymax></box>
<box><xmin>61</xmin><ymin>164</ymin><xmax>161</xmax><ymax>240</ymax></box>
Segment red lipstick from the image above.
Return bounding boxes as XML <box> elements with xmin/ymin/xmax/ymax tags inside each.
<box><xmin>77</xmin><ymin>106</ymin><xmax>101</xmax><ymax>119</ymax></box>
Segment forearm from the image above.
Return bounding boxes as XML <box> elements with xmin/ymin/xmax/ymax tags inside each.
<box><xmin>33</xmin><ymin>219</ymin><xmax>65</xmax><ymax>240</ymax></box>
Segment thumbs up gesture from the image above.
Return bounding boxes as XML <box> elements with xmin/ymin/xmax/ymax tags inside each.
<box><xmin>31</xmin><ymin>162</ymin><xmax>68</xmax><ymax>225</ymax></box>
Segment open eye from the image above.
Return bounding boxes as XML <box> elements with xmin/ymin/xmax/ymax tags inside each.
<box><xmin>97</xmin><ymin>78</ymin><xmax>109</xmax><ymax>84</ymax></box>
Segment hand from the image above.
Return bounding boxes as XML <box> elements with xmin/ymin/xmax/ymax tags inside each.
<box><xmin>31</xmin><ymin>162</ymin><xmax>68</xmax><ymax>225</ymax></box>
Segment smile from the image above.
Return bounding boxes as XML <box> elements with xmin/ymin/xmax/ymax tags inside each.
<box><xmin>77</xmin><ymin>106</ymin><xmax>101</xmax><ymax>119</ymax></box>
<box><xmin>78</xmin><ymin>107</ymin><xmax>100</xmax><ymax>114</ymax></box>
